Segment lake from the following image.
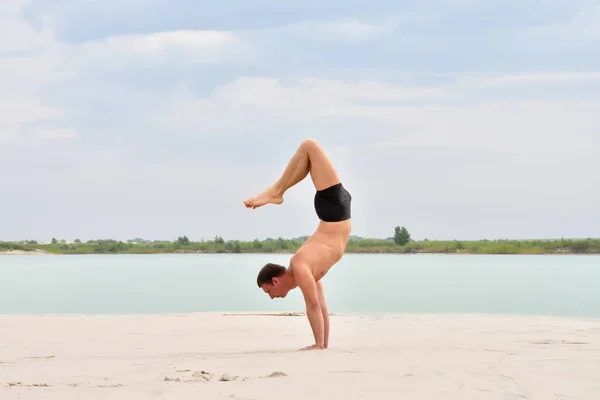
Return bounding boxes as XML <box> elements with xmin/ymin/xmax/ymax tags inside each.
<box><xmin>0</xmin><ymin>253</ymin><xmax>599</xmax><ymax>317</ymax></box>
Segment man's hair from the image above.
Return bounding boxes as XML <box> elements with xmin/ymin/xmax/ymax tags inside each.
<box><xmin>256</xmin><ymin>263</ymin><xmax>286</xmax><ymax>287</ymax></box>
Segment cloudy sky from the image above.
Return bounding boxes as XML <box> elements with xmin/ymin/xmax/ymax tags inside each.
<box><xmin>2</xmin><ymin>0</ymin><xmax>599</xmax><ymax>243</ymax></box>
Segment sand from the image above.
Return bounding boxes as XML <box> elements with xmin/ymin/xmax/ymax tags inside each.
<box><xmin>1</xmin><ymin>312</ymin><xmax>599</xmax><ymax>400</ymax></box>
<box><xmin>0</xmin><ymin>250</ymin><xmax>48</xmax><ymax>256</ymax></box>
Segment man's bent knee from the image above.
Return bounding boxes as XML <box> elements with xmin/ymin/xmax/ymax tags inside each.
<box><xmin>300</xmin><ymin>138</ymin><xmax>321</xmax><ymax>152</ymax></box>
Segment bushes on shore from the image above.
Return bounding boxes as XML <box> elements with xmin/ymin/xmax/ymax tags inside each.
<box><xmin>1</xmin><ymin>237</ymin><xmax>599</xmax><ymax>255</ymax></box>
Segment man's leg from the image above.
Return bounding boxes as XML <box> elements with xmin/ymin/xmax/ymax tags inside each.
<box><xmin>244</xmin><ymin>138</ymin><xmax>341</xmax><ymax>209</ymax></box>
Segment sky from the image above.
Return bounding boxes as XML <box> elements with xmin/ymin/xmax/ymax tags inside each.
<box><xmin>1</xmin><ymin>0</ymin><xmax>599</xmax><ymax>243</ymax></box>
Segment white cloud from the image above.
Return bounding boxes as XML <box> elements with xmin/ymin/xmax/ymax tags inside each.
<box><xmin>35</xmin><ymin>127</ymin><xmax>78</xmax><ymax>140</ymax></box>
<box><xmin>211</xmin><ymin>77</ymin><xmax>443</xmax><ymax>106</ymax></box>
<box><xmin>57</xmin><ymin>29</ymin><xmax>248</xmax><ymax>74</ymax></box>
<box><xmin>78</xmin><ymin>29</ymin><xmax>239</xmax><ymax>59</ymax></box>
<box><xmin>468</xmin><ymin>72</ymin><xmax>600</xmax><ymax>86</ymax></box>
<box><xmin>370</xmin><ymin>99</ymin><xmax>600</xmax><ymax>153</ymax></box>
<box><xmin>260</xmin><ymin>16</ymin><xmax>407</xmax><ymax>43</ymax></box>
<box><xmin>521</xmin><ymin>4</ymin><xmax>600</xmax><ymax>42</ymax></box>
<box><xmin>0</xmin><ymin>2</ymin><xmax>74</xmax><ymax>144</ymax></box>
<box><xmin>0</xmin><ymin>1</ymin><xmax>75</xmax><ymax>144</ymax></box>
<box><xmin>559</xmin><ymin>4</ymin><xmax>600</xmax><ymax>35</ymax></box>
<box><xmin>135</xmin><ymin>72</ymin><xmax>600</xmax><ymax>205</ymax></box>
<box><xmin>155</xmin><ymin>76</ymin><xmax>446</xmax><ymax>135</ymax></box>
<box><xmin>0</xmin><ymin>1</ymin><xmax>41</xmax><ymax>52</ymax></box>
<box><xmin>307</xmin><ymin>18</ymin><xmax>388</xmax><ymax>42</ymax></box>
<box><xmin>1</xmin><ymin>4</ymin><xmax>244</xmax><ymax>144</ymax></box>
<box><xmin>0</xmin><ymin>96</ymin><xmax>73</xmax><ymax>143</ymax></box>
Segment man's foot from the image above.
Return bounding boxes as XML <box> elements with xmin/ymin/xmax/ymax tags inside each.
<box><xmin>243</xmin><ymin>186</ymin><xmax>284</xmax><ymax>209</ymax></box>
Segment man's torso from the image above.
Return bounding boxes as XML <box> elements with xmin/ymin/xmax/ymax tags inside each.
<box><xmin>291</xmin><ymin>219</ymin><xmax>351</xmax><ymax>281</ymax></box>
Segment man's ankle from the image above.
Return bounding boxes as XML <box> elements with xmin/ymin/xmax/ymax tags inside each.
<box><xmin>272</xmin><ymin>184</ymin><xmax>285</xmax><ymax>197</ymax></box>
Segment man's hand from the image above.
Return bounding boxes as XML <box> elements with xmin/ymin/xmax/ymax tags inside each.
<box><xmin>300</xmin><ymin>344</ymin><xmax>325</xmax><ymax>351</ymax></box>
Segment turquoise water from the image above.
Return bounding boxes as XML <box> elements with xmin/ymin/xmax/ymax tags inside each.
<box><xmin>0</xmin><ymin>254</ymin><xmax>599</xmax><ymax>317</ymax></box>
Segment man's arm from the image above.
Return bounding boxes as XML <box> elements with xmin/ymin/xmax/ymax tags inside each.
<box><xmin>293</xmin><ymin>263</ymin><xmax>325</xmax><ymax>349</ymax></box>
<box><xmin>316</xmin><ymin>280</ymin><xmax>329</xmax><ymax>348</ymax></box>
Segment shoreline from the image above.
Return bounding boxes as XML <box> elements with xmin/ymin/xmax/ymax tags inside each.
<box><xmin>1</xmin><ymin>311</ymin><xmax>599</xmax><ymax>399</ymax></box>
<box><xmin>3</xmin><ymin>310</ymin><xmax>600</xmax><ymax>320</ymax></box>
<box><xmin>2</xmin><ymin>250</ymin><xmax>599</xmax><ymax>256</ymax></box>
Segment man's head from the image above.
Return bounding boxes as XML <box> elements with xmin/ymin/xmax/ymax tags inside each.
<box><xmin>257</xmin><ymin>262</ymin><xmax>291</xmax><ymax>299</ymax></box>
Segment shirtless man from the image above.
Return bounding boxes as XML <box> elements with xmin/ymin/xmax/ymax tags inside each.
<box><xmin>243</xmin><ymin>138</ymin><xmax>352</xmax><ymax>351</ymax></box>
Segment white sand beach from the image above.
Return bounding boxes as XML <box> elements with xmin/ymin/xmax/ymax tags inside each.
<box><xmin>1</xmin><ymin>312</ymin><xmax>599</xmax><ymax>399</ymax></box>
<box><xmin>0</xmin><ymin>250</ymin><xmax>49</xmax><ymax>256</ymax></box>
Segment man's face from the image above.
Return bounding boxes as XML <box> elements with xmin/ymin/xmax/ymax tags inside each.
<box><xmin>261</xmin><ymin>279</ymin><xmax>288</xmax><ymax>299</ymax></box>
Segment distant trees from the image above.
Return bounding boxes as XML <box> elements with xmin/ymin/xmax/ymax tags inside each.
<box><xmin>176</xmin><ymin>235</ymin><xmax>190</xmax><ymax>246</ymax></box>
<box><xmin>394</xmin><ymin>225</ymin><xmax>411</xmax><ymax>246</ymax></box>
<box><xmin>2</xmin><ymin>234</ymin><xmax>600</xmax><ymax>255</ymax></box>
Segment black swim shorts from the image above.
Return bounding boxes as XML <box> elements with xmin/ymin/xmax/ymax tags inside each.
<box><xmin>313</xmin><ymin>182</ymin><xmax>352</xmax><ymax>222</ymax></box>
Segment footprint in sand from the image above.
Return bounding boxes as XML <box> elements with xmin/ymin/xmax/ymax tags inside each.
<box><xmin>5</xmin><ymin>382</ymin><xmax>51</xmax><ymax>387</ymax></box>
<box><xmin>165</xmin><ymin>370</ymin><xmax>216</xmax><ymax>383</ymax></box>
<box><xmin>262</xmin><ymin>371</ymin><xmax>288</xmax><ymax>378</ymax></box>
<box><xmin>219</xmin><ymin>373</ymin><xmax>237</xmax><ymax>381</ymax></box>
<box><xmin>221</xmin><ymin>371</ymin><xmax>287</xmax><ymax>381</ymax></box>
<box><xmin>165</xmin><ymin>369</ymin><xmax>286</xmax><ymax>383</ymax></box>
<box><xmin>194</xmin><ymin>371</ymin><xmax>215</xmax><ymax>382</ymax></box>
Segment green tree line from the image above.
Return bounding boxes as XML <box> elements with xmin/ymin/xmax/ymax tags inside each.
<box><xmin>1</xmin><ymin>226</ymin><xmax>599</xmax><ymax>255</ymax></box>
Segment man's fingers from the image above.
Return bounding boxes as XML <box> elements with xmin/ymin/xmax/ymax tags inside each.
<box><xmin>299</xmin><ymin>344</ymin><xmax>325</xmax><ymax>351</ymax></box>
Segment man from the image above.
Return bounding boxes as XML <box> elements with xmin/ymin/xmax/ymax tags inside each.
<box><xmin>243</xmin><ymin>138</ymin><xmax>352</xmax><ymax>351</ymax></box>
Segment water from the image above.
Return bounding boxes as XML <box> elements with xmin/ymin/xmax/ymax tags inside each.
<box><xmin>0</xmin><ymin>254</ymin><xmax>599</xmax><ymax>317</ymax></box>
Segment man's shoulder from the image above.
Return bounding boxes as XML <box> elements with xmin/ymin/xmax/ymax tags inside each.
<box><xmin>290</xmin><ymin>257</ymin><xmax>315</xmax><ymax>286</ymax></box>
